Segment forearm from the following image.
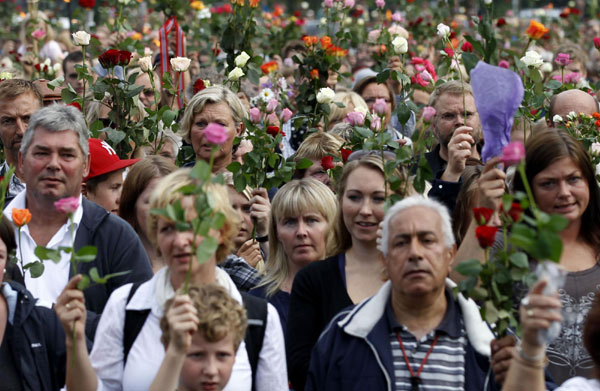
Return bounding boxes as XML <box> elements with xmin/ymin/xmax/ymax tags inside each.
<box><xmin>65</xmin><ymin>338</ymin><xmax>98</xmax><ymax>391</ymax></box>
<box><xmin>149</xmin><ymin>347</ymin><xmax>185</xmax><ymax>391</ymax></box>
<box><xmin>502</xmin><ymin>356</ymin><xmax>545</xmax><ymax>391</ymax></box>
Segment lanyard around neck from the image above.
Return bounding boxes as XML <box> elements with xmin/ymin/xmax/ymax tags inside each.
<box><xmin>396</xmin><ymin>331</ymin><xmax>440</xmax><ymax>391</ymax></box>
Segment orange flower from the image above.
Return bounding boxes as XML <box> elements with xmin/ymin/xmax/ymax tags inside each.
<box><xmin>310</xmin><ymin>69</ymin><xmax>319</xmax><ymax>79</ymax></box>
<box><xmin>273</xmin><ymin>4</ymin><xmax>283</xmax><ymax>17</ymax></box>
<box><xmin>12</xmin><ymin>208</ymin><xmax>32</xmax><ymax>227</ymax></box>
<box><xmin>303</xmin><ymin>36</ymin><xmax>318</xmax><ymax>47</ymax></box>
<box><xmin>260</xmin><ymin>61</ymin><xmax>278</xmax><ymax>74</ymax></box>
<box><xmin>320</xmin><ymin>36</ymin><xmax>332</xmax><ymax>49</ymax></box>
<box><xmin>385</xmin><ymin>10</ymin><xmax>392</xmax><ymax>22</ymax></box>
<box><xmin>596</xmin><ymin>120</ymin><xmax>600</xmax><ymax>127</ymax></box>
<box><xmin>377</xmin><ymin>44</ymin><xmax>387</xmax><ymax>55</ymax></box>
<box><xmin>525</xmin><ymin>20</ymin><xmax>549</xmax><ymax>40</ymax></box>
<box><xmin>249</xmin><ymin>0</ymin><xmax>259</xmax><ymax>7</ymax></box>
<box><xmin>593</xmin><ymin>112</ymin><xmax>600</xmax><ymax>120</ymax></box>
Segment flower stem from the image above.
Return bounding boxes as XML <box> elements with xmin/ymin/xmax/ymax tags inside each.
<box><xmin>17</xmin><ymin>227</ymin><xmax>24</xmax><ymax>274</ymax></box>
<box><xmin>518</xmin><ymin>162</ymin><xmax>537</xmax><ymax>210</ymax></box>
<box><xmin>81</xmin><ymin>46</ymin><xmax>87</xmax><ymax>127</ymax></box>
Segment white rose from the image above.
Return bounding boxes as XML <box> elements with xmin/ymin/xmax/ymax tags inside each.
<box><xmin>484</xmin><ymin>0</ymin><xmax>492</xmax><ymax>4</ymax></box>
<box><xmin>139</xmin><ymin>56</ymin><xmax>153</xmax><ymax>72</ymax></box>
<box><xmin>234</xmin><ymin>51</ymin><xmax>250</xmax><ymax>68</ymax></box>
<box><xmin>170</xmin><ymin>57</ymin><xmax>191</xmax><ymax>72</ymax></box>
<box><xmin>592</xmin><ymin>142</ymin><xmax>600</xmax><ymax>155</ymax></box>
<box><xmin>437</xmin><ymin>23</ymin><xmax>450</xmax><ymax>38</ymax></box>
<box><xmin>118</xmin><ymin>0</ymin><xmax>131</xmax><ymax>4</ymax></box>
<box><xmin>540</xmin><ymin>62</ymin><xmax>553</xmax><ymax>73</ymax></box>
<box><xmin>198</xmin><ymin>8</ymin><xmax>211</xmax><ymax>19</ymax></box>
<box><xmin>228</xmin><ymin>67</ymin><xmax>245</xmax><ymax>81</ymax></box>
<box><xmin>520</xmin><ymin>51</ymin><xmax>543</xmax><ymax>68</ymax></box>
<box><xmin>567</xmin><ymin>111</ymin><xmax>577</xmax><ymax>120</ymax></box>
<box><xmin>72</xmin><ymin>31</ymin><xmax>91</xmax><ymax>46</ymax></box>
<box><xmin>316</xmin><ymin>87</ymin><xmax>335</xmax><ymax>104</ymax></box>
<box><xmin>391</xmin><ymin>36</ymin><xmax>408</xmax><ymax>54</ymax></box>
<box><xmin>552</xmin><ymin>114</ymin><xmax>563</xmax><ymax>124</ymax></box>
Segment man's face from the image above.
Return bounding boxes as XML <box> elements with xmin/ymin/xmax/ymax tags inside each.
<box><xmin>64</xmin><ymin>61</ymin><xmax>84</xmax><ymax>95</ymax></box>
<box><xmin>384</xmin><ymin>206</ymin><xmax>454</xmax><ymax>298</ymax></box>
<box><xmin>432</xmin><ymin>93</ymin><xmax>480</xmax><ymax>149</ymax></box>
<box><xmin>20</xmin><ymin>128</ymin><xmax>89</xmax><ymax>203</ymax></box>
<box><xmin>0</xmin><ymin>93</ymin><xmax>41</xmax><ymax>163</ymax></box>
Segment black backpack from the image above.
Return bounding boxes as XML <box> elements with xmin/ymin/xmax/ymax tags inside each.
<box><xmin>122</xmin><ymin>282</ymin><xmax>268</xmax><ymax>391</ymax></box>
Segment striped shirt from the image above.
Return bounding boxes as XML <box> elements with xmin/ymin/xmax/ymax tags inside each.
<box><xmin>385</xmin><ymin>291</ymin><xmax>467</xmax><ymax>391</ymax></box>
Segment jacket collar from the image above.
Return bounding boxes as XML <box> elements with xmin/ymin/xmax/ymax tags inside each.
<box><xmin>338</xmin><ymin>278</ymin><xmax>494</xmax><ymax>357</ymax></box>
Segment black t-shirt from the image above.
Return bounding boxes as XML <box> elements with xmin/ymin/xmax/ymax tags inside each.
<box><xmin>0</xmin><ymin>323</ymin><xmax>23</xmax><ymax>391</ymax></box>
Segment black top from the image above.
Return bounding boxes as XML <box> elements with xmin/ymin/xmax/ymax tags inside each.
<box><xmin>286</xmin><ymin>254</ymin><xmax>353</xmax><ymax>391</ymax></box>
<box><xmin>0</xmin><ymin>323</ymin><xmax>23</xmax><ymax>391</ymax></box>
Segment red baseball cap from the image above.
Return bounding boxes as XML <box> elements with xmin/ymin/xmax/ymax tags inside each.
<box><xmin>85</xmin><ymin>138</ymin><xmax>139</xmax><ymax>181</ymax></box>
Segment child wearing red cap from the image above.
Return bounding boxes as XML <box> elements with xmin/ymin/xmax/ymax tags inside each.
<box><xmin>83</xmin><ymin>139</ymin><xmax>139</xmax><ymax>214</ymax></box>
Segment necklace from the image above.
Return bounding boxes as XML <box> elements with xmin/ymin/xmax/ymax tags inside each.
<box><xmin>396</xmin><ymin>332</ymin><xmax>439</xmax><ymax>391</ymax></box>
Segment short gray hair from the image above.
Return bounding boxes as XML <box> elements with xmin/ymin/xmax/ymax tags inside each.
<box><xmin>21</xmin><ymin>104</ymin><xmax>89</xmax><ymax>156</ymax></box>
<box><xmin>179</xmin><ymin>85</ymin><xmax>248</xmax><ymax>144</ymax></box>
<box><xmin>379</xmin><ymin>196</ymin><xmax>455</xmax><ymax>256</ymax></box>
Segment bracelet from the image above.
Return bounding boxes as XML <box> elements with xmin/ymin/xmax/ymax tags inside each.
<box><xmin>513</xmin><ymin>353</ymin><xmax>547</xmax><ymax>370</ymax></box>
<box><xmin>517</xmin><ymin>343</ymin><xmax>546</xmax><ymax>362</ymax></box>
<box><xmin>256</xmin><ymin>235</ymin><xmax>269</xmax><ymax>243</ymax></box>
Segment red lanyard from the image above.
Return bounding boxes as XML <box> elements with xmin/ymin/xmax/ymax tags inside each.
<box><xmin>396</xmin><ymin>332</ymin><xmax>439</xmax><ymax>391</ymax></box>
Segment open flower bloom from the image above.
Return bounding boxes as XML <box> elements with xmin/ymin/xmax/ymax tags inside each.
<box><xmin>12</xmin><ymin>208</ymin><xmax>32</xmax><ymax>227</ymax></box>
<box><xmin>54</xmin><ymin>197</ymin><xmax>80</xmax><ymax>214</ymax></box>
<box><xmin>525</xmin><ymin>20</ymin><xmax>549</xmax><ymax>40</ymax></box>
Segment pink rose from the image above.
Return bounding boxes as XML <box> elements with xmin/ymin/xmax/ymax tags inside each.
<box><xmin>343</xmin><ymin>0</ymin><xmax>355</xmax><ymax>7</ymax></box>
<box><xmin>265</xmin><ymin>112</ymin><xmax>278</xmax><ymax>126</ymax></box>
<box><xmin>375</xmin><ymin>0</ymin><xmax>385</xmax><ymax>9</ymax></box>
<box><xmin>498</xmin><ymin>60</ymin><xmax>510</xmax><ymax>69</ymax></box>
<box><xmin>367</xmin><ymin>29</ymin><xmax>381</xmax><ymax>43</ymax></box>
<box><xmin>266</xmin><ymin>98</ymin><xmax>278</xmax><ymax>113</ymax></box>
<box><xmin>345</xmin><ymin>111</ymin><xmax>365</xmax><ymax>126</ymax></box>
<box><xmin>422</xmin><ymin>106</ymin><xmax>436</xmax><ymax>122</ymax></box>
<box><xmin>392</xmin><ymin>11</ymin><xmax>402</xmax><ymax>22</ymax></box>
<box><xmin>32</xmin><ymin>28</ymin><xmax>46</xmax><ymax>40</ymax></box>
<box><xmin>204</xmin><ymin>123</ymin><xmax>229</xmax><ymax>145</ymax></box>
<box><xmin>323</xmin><ymin>0</ymin><xmax>333</xmax><ymax>7</ymax></box>
<box><xmin>554</xmin><ymin>53</ymin><xmax>572</xmax><ymax>67</ymax></box>
<box><xmin>54</xmin><ymin>197</ymin><xmax>80</xmax><ymax>214</ymax></box>
<box><xmin>249</xmin><ymin>107</ymin><xmax>261</xmax><ymax>123</ymax></box>
<box><xmin>370</xmin><ymin>115</ymin><xmax>382</xmax><ymax>131</ymax></box>
<box><xmin>419</xmin><ymin>70</ymin><xmax>433</xmax><ymax>82</ymax></box>
<box><xmin>501</xmin><ymin>141</ymin><xmax>525</xmax><ymax>167</ymax></box>
<box><xmin>281</xmin><ymin>108</ymin><xmax>293</xmax><ymax>123</ymax></box>
<box><xmin>373</xmin><ymin>98</ymin><xmax>388</xmax><ymax>116</ymax></box>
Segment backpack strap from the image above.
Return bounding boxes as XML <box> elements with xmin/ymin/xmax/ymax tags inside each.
<box><xmin>123</xmin><ymin>282</ymin><xmax>151</xmax><ymax>366</ymax></box>
<box><xmin>240</xmin><ymin>292</ymin><xmax>268</xmax><ymax>391</ymax></box>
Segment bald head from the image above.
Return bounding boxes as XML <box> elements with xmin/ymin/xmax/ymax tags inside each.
<box><xmin>549</xmin><ymin>89</ymin><xmax>598</xmax><ymax>125</ymax></box>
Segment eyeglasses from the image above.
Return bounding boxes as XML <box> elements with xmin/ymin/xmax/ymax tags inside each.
<box><xmin>347</xmin><ymin>149</ymin><xmax>397</xmax><ymax>162</ymax></box>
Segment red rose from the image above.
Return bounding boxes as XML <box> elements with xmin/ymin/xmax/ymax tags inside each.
<box><xmin>78</xmin><ymin>0</ymin><xmax>95</xmax><ymax>8</ymax></box>
<box><xmin>461</xmin><ymin>42</ymin><xmax>473</xmax><ymax>53</ymax></box>
<box><xmin>443</xmin><ymin>47</ymin><xmax>454</xmax><ymax>57</ymax></box>
<box><xmin>594</xmin><ymin>37</ymin><xmax>600</xmax><ymax>50</ymax></box>
<box><xmin>496</xmin><ymin>18</ymin><xmax>506</xmax><ymax>27</ymax></box>
<box><xmin>68</xmin><ymin>102</ymin><xmax>82</xmax><ymax>111</ymax></box>
<box><xmin>506</xmin><ymin>202</ymin><xmax>523</xmax><ymax>222</ymax></box>
<box><xmin>341</xmin><ymin>148</ymin><xmax>352</xmax><ymax>163</ymax></box>
<box><xmin>98</xmin><ymin>49</ymin><xmax>120</xmax><ymax>68</ymax></box>
<box><xmin>449</xmin><ymin>31</ymin><xmax>456</xmax><ymax>39</ymax></box>
<box><xmin>473</xmin><ymin>207</ymin><xmax>493</xmax><ymax>226</ymax></box>
<box><xmin>321</xmin><ymin>156</ymin><xmax>334</xmax><ymax>170</ymax></box>
<box><xmin>117</xmin><ymin>50</ymin><xmax>132</xmax><ymax>66</ymax></box>
<box><xmin>223</xmin><ymin>3</ymin><xmax>232</xmax><ymax>13</ymax></box>
<box><xmin>475</xmin><ymin>226</ymin><xmax>498</xmax><ymax>248</ymax></box>
<box><xmin>34</xmin><ymin>63</ymin><xmax>41</xmax><ymax>71</ymax></box>
<box><xmin>266</xmin><ymin>126</ymin><xmax>282</xmax><ymax>137</ymax></box>
<box><xmin>193</xmin><ymin>79</ymin><xmax>206</xmax><ymax>94</ymax></box>
<box><xmin>570</xmin><ymin>7</ymin><xmax>581</xmax><ymax>15</ymax></box>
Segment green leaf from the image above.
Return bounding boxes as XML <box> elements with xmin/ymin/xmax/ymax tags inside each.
<box><xmin>88</xmin><ymin>267</ymin><xmax>130</xmax><ymax>284</ymax></box>
<box><xmin>77</xmin><ymin>274</ymin><xmax>90</xmax><ymax>290</ymax></box>
<box><xmin>354</xmin><ymin>126</ymin><xmax>374</xmax><ymax>138</ymax></box>
<box><xmin>485</xmin><ymin>300</ymin><xmax>499</xmax><ymax>324</ymax></box>
<box><xmin>34</xmin><ymin>246</ymin><xmax>61</xmax><ymax>263</ymax></box>
<box><xmin>61</xmin><ymin>88</ymin><xmax>77</xmax><ymax>104</ymax></box>
<box><xmin>227</xmin><ymin>161</ymin><xmax>242</xmax><ymax>174</ymax></box>
<box><xmin>211</xmin><ymin>212</ymin><xmax>226</xmax><ymax>230</ymax></box>
<box><xmin>546</xmin><ymin>80</ymin><xmax>562</xmax><ymax>90</ymax></box>
<box><xmin>190</xmin><ymin>160</ymin><xmax>211</xmax><ymax>181</ymax></box>
<box><xmin>376</xmin><ymin>68</ymin><xmax>390</xmax><ymax>84</ymax></box>
<box><xmin>296</xmin><ymin>158</ymin><xmax>313</xmax><ymax>169</ymax></box>
<box><xmin>74</xmin><ymin>246</ymin><xmax>98</xmax><ymax>263</ymax></box>
<box><xmin>462</xmin><ymin>53</ymin><xmax>480</xmax><ymax>75</ymax></box>
<box><xmin>233</xmin><ymin>174</ymin><xmax>247</xmax><ymax>193</ymax></box>
<box><xmin>162</xmin><ymin>109</ymin><xmax>177</xmax><ymax>127</ymax></box>
<box><xmin>509</xmin><ymin>252</ymin><xmax>529</xmax><ymax>268</ymax></box>
<box><xmin>454</xmin><ymin>258</ymin><xmax>483</xmax><ymax>277</ymax></box>
<box><xmin>25</xmin><ymin>261</ymin><xmax>44</xmax><ymax>278</ymax></box>
<box><xmin>546</xmin><ymin>214</ymin><xmax>569</xmax><ymax>233</ymax></box>
<box><xmin>196</xmin><ymin>236</ymin><xmax>219</xmax><ymax>263</ymax></box>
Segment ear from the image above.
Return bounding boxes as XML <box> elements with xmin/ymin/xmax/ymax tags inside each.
<box><xmin>81</xmin><ymin>182</ymin><xmax>88</xmax><ymax>197</ymax></box>
<box><xmin>446</xmin><ymin>244</ymin><xmax>457</xmax><ymax>274</ymax></box>
<box><xmin>82</xmin><ymin>152</ymin><xmax>91</xmax><ymax>178</ymax></box>
<box><xmin>236</xmin><ymin>121</ymin><xmax>245</xmax><ymax>138</ymax></box>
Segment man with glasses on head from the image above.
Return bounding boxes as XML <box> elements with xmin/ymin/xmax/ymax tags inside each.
<box><xmin>426</xmin><ymin>80</ymin><xmax>483</xmax><ymax>213</ymax></box>
<box><xmin>0</xmin><ymin>79</ymin><xmax>43</xmax><ymax>205</ymax></box>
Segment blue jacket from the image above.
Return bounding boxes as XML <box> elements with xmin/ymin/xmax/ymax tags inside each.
<box><xmin>306</xmin><ymin>280</ymin><xmax>500</xmax><ymax>391</ymax></box>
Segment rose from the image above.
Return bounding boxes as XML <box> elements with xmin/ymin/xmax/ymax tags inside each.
<box><xmin>473</xmin><ymin>207</ymin><xmax>494</xmax><ymax>225</ymax></box>
<box><xmin>266</xmin><ymin>126</ymin><xmax>283</xmax><ymax>137</ymax></box>
<box><xmin>594</xmin><ymin>37</ymin><xmax>600</xmax><ymax>50</ymax></box>
<box><xmin>503</xmin><ymin>202</ymin><xmax>523</xmax><ymax>223</ymax></box>
<box><xmin>54</xmin><ymin>197</ymin><xmax>80</xmax><ymax>214</ymax></box>
<box><xmin>341</xmin><ymin>148</ymin><xmax>352</xmax><ymax>163</ymax></box>
<box><xmin>265</xmin><ymin>112</ymin><xmax>278</xmax><ymax>126</ymax></box>
<box><xmin>281</xmin><ymin>108</ymin><xmax>293</xmax><ymax>123</ymax></box>
<box><xmin>500</xmin><ymin>141</ymin><xmax>525</xmax><ymax>167</ymax></box>
<box><xmin>323</xmin><ymin>0</ymin><xmax>333</xmax><ymax>7</ymax></box>
<box><xmin>12</xmin><ymin>208</ymin><xmax>32</xmax><ymax>227</ymax></box>
<box><xmin>170</xmin><ymin>57</ymin><xmax>191</xmax><ymax>72</ymax></box>
<box><xmin>266</xmin><ymin>98</ymin><xmax>278</xmax><ymax>113</ymax></box>
<box><xmin>32</xmin><ymin>29</ymin><xmax>46</xmax><ymax>40</ymax></box>
<box><xmin>373</xmin><ymin>98</ymin><xmax>388</xmax><ymax>116</ymax></box>
<box><xmin>316</xmin><ymin>87</ymin><xmax>335</xmax><ymax>104</ymax></box>
<box><xmin>392</xmin><ymin>11</ymin><xmax>402</xmax><ymax>22</ymax></box>
<box><xmin>375</xmin><ymin>0</ymin><xmax>385</xmax><ymax>9</ymax></box>
<box><xmin>138</xmin><ymin>56</ymin><xmax>153</xmax><ymax>72</ymax></box>
<box><xmin>260</xmin><ymin>61</ymin><xmax>278</xmax><ymax>74</ymax></box>
<box><xmin>496</xmin><ymin>18</ymin><xmax>507</xmax><ymax>27</ymax></box>
<box><xmin>391</xmin><ymin>36</ymin><xmax>408</xmax><ymax>54</ymax></box>
<box><xmin>228</xmin><ymin>67</ymin><xmax>245</xmax><ymax>80</ymax></box>
<box><xmin>520</xmin><ymin>51</ymin><xmax>543</xmax><ymax>68</ymax></box>
<box><xmin>343</xmin><ymin>0</ymin><xmax>355</xmax><ymax>7</ymax></box>
<box><xmin>345</xmin><ymin>111</ymin><xmax>365</xmax><ymax>126</ymax></box>
<box><xmin>99</xmin><ymin>49</ymin><xmax>129</xmax><ymax>68</ymax></box>
<box><xmin>321</xmin><ymin>156</ymin><xmax>334</xmax><ymax>170</ymax></box>
<box><xmin>422</xmin><ymin>106</ymin><xmax>436</xmax><ymax>122</ymax></box>
<box><xmin>388</xmin><ymin>25</ymin><xmax>409</xmax><ymax>38</ymax></box>
<box><xmin>249</xmin><ymin>107</ymin><xmax>261</xmax><ymax>123</ymax></box>
<box><xmin>475</xmin><ymin>225</ymin><xmax>498</xmax><ymax>248</ymax></box>
<box><xmin>204</xmin><ymin>123</ymin><xmax>229</xmax><ymax>145</ymax></box>
<box><xmin>234</xmin><ymin>51</ymin><xmax>250</xmax><ymax>67</ymax></box>
<box><xmin>72</xmin><ymin>31</ymin><xmax>91</xmax><ymax>46</ymax></box>
<box><xmin>117</xmin><ymin>51</ymin><xmax>132</xmax><ymax>66</ymax></box>
<box><xmin>554</xmin><ymin>53</ymin><xmax>572</xmax><ymax>67</ymax></box>
<box><xmin>437</xmin><ymin>23</ymin><xmax>450</xmax><ymax>38</ymax></box>
<box><xmin>525</xmin><ymin>20</ymin><xmax>549</xmax><ymax>40</ymax></box>
<box><xmin>552</xmin><ymin>114</ymin><xmax>563</xmax><ymax>124</ymax></box>
<box><xmin>461</xmin><ymin>41</ymin><xmax>473</xmax><ymax>52</ymax></box>
<box><xmin>367</xmin><ymin>29</ymin><xmax>381</xmax><ymax>43</ymax></box>
<box><xmin>498</xmin><ymin>60</ymin><xmax>510</xmax><ymax>69</ymax></box>
<box><xmin>370</xmin><ymin>115</ymin><xmax>382</xmax><ymax>131</ymax></box>
<box><xmin>78</xmin><ymin>0</ymin><xmax>96</xmax><ymax>7</ymax></box>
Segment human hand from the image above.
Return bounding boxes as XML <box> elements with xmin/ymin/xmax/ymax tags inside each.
<box><xmin>250</xmin><ymin>188</ymin><xmax>271</xmax><ymax>237</ymax></box>
<box><xmin>476</xmin><ymin>156</ymin><xmax>506</xmax><ymax>212</ymax></box>
<box><xmin>166</xmin><ymin>295</ymin><xmax>199</xmax><ymax>354</ymax></box>
<box><xmin>441</xmin><ymin>127</ymin><xmax>476</xmax><ymax>182</ymax></box>
<box><xmin>55</xmin><ymin>275</ymin><xmax>87</xmax><ymax>342</ymax></box>
<box><xmin>490</xmin><ymin>335</ymin><xmax>516</xmax><ymax>385</ymax></box>
<box><xmin>237</xmin><ymin>239</ymin><xmax>263</xmax><ymax>268</ymax></box>
<box><xmin>388</xmin><ymin>55</ymin><xmax>405</xmax><ymax>94</ymax></box>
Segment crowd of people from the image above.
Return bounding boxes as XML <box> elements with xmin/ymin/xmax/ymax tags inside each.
<box><xmin>1</xmin><ymin>0</ymin><xmax>600</xmax><ymax>390</ymax></box>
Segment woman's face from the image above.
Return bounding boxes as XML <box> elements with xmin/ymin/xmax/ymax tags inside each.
<box><xmin>362</xmin><ymin>82</ymin><xmax>392</xmax><ymax>128</ymax></box>
<box><xmin>532</xmin><ymin>157</ymin><xmax>589</xmax><ymax>225</ymax></box>
<box><xmin>342</xmin><ymin>166</ymin><xmax>386</xmax><ymax>244</ymax></box>
<box><xmin>135</xmin><ymin>177</ymin><xmax>161</xmax><ymax>237</ymax></box>
<box><xmin>276</xmin><ymin>211</ymin><xmax>329</xmax><ymax>267</ymax></box>
<box><xmin>190</xmin><ymin>102</ymin><xmax>241</xmax><ymax>168</ymax></box>
<box><xmin>227</xmin><ymin>186</ymin><xmax>253</xmax><ymax>249</ymax></box>
<box><xmin>136</xmin><ymin>73</ymin><xmax>160</xmax><ymax>110</ymax></box>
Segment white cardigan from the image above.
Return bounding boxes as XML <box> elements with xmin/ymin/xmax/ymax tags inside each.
<box><xmin>90</xmin><ymin>267</ymin><xmax>288</xmax><ymax>391</ymax></box>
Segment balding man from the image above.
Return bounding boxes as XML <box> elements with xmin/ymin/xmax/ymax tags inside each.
<box><xmin>548</xmin><ymin>89</ymin><xmax>598</xmax><ymax>125</ymax></box>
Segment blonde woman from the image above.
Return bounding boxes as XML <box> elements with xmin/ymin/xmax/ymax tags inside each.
<box><xmin>250</xmin><ymin>178</ymin><xmax>339</xmax><ymax>331</ymax></box>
